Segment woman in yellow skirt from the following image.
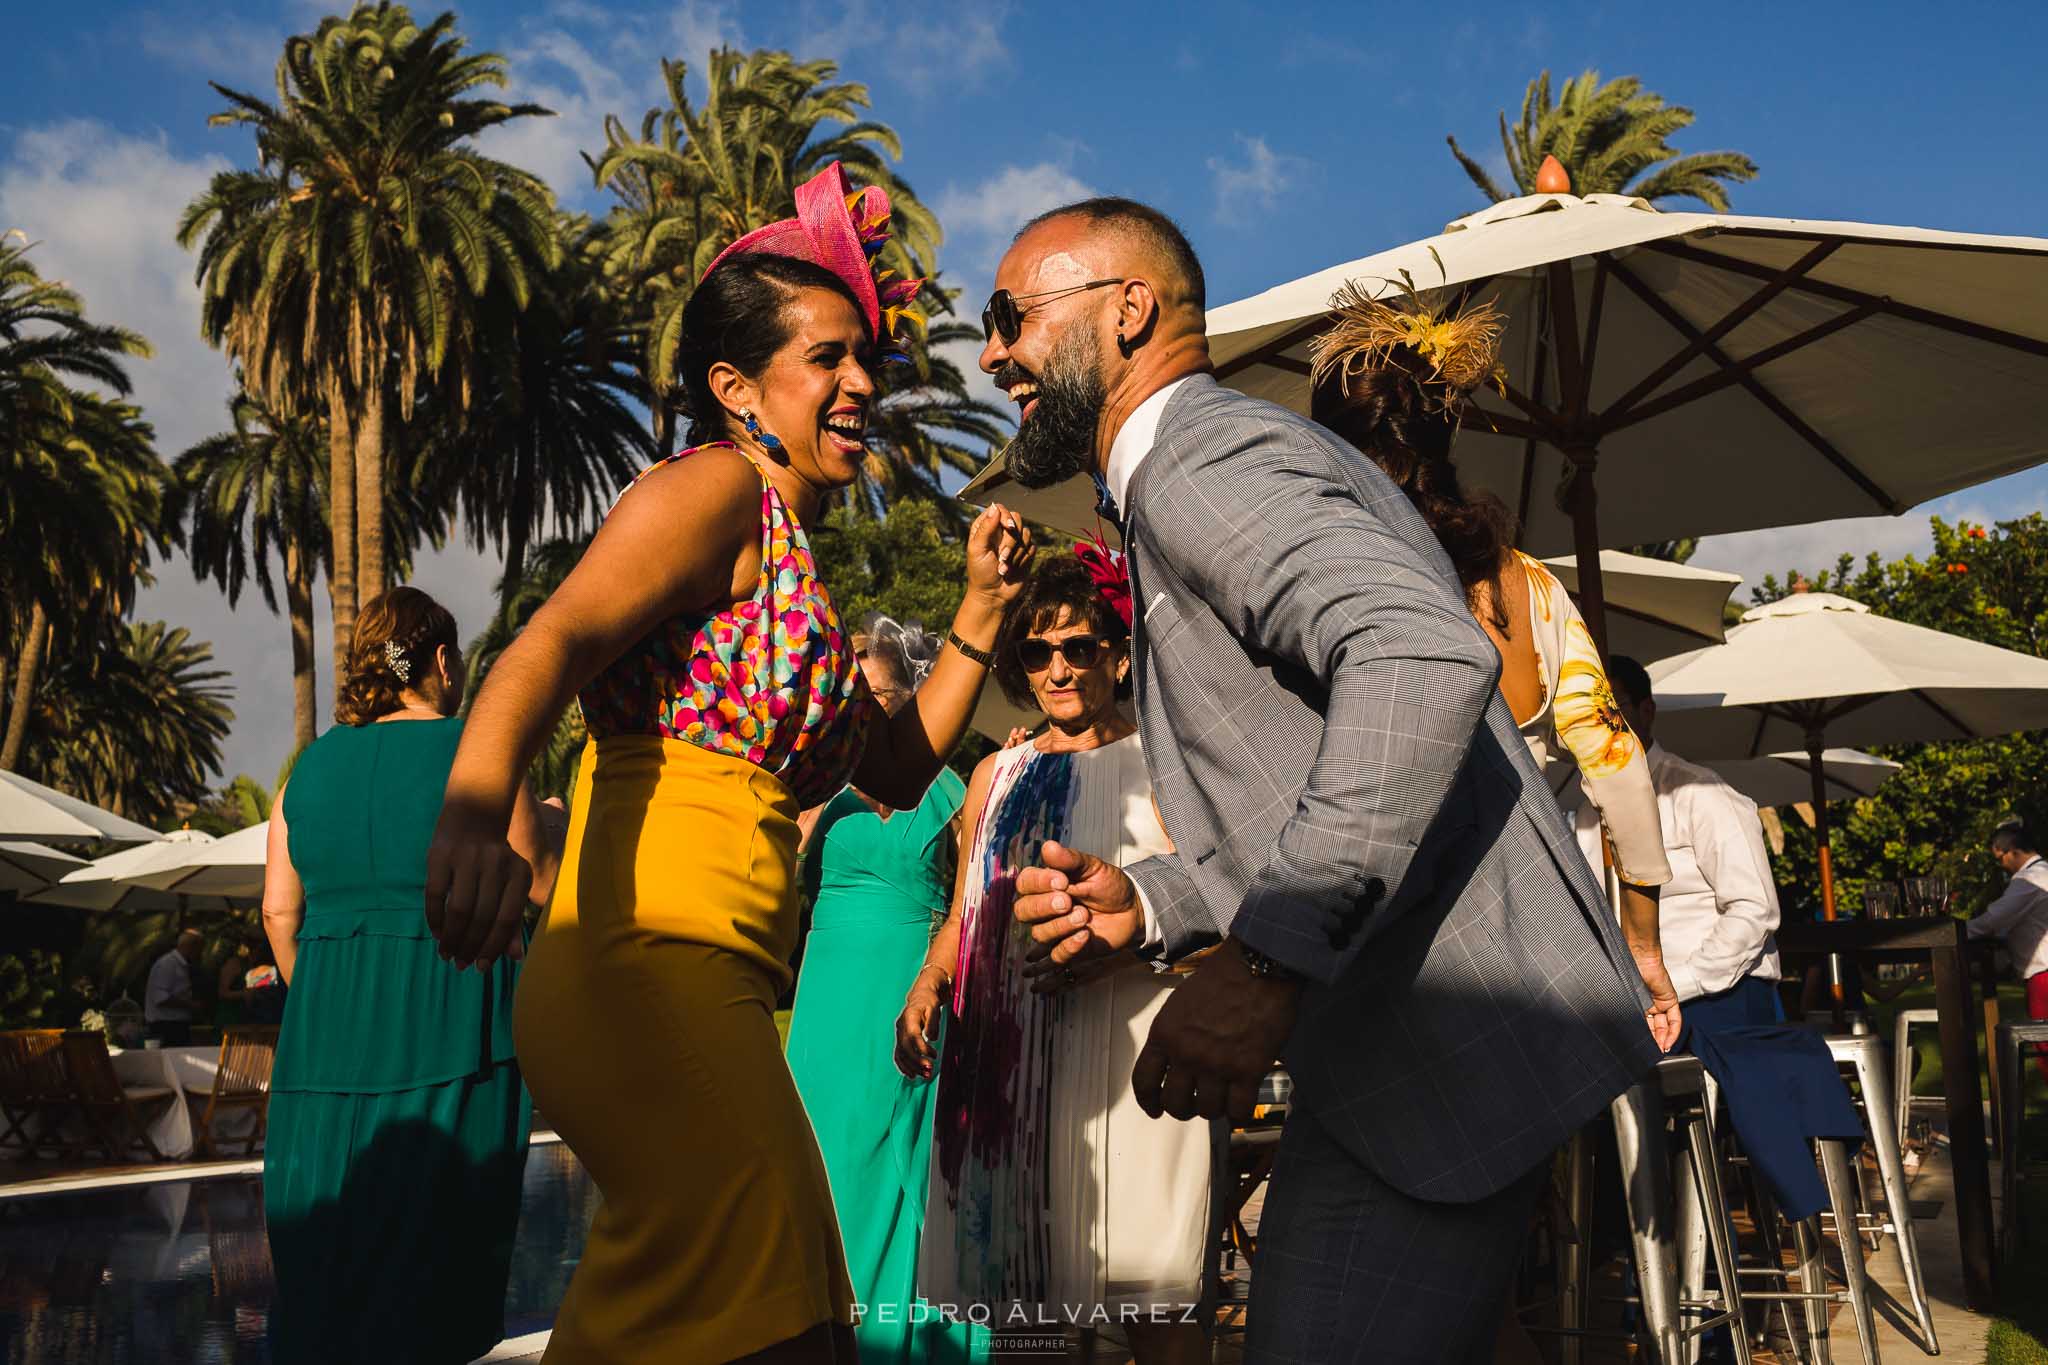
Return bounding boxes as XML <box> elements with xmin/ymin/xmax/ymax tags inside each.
<box><xmin>425</xmin><ymin>164</ymin><xmax>1033</xmax><ymax>1364</ymax></box>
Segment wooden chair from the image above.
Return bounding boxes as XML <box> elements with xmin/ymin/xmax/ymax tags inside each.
<box><xmin>0</xmin><ymin>1030</ymin><xmax>76</xmax><ymax>1160</ymax></box>
<box><xmin>59</xmin><ymin>1031</ymin><xmax>175</xmax><ymax>1163</ymax></box>
<box><xmin>188</xmin><ymin>1026</ymin><xmax>277</xmax><ymax>1158</ymax></box>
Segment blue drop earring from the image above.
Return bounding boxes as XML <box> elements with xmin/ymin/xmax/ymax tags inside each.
<box><xmin>739</xmin><ymin>408</ymin><xmax>785</xmax><ymax>458</ymax></box>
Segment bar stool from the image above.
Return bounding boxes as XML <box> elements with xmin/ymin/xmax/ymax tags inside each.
<box><xmin>1545</xmin><ymin>1056</ymin><xmax>1753</xmax><ymax>1365</ymax></box>
<box><xmin>1688</xmin><ymin>1071</ymin><xmax>1884</xmax><ymax>1365</ymax></box>
<box><xmin>1824</xmin><ymin>1032</ymin><xmax>1939</xmax><ymax>1351</ymax></box>
<box><xmin>1893</xmin><ymin>1008</ymin><xmax>1940</xmax><ymax>1149</ymax></box>
<box><xmin>1996</xmin><ymin>1020</ymin><xmax>2048</xmax><ymax>1260</ymax></box>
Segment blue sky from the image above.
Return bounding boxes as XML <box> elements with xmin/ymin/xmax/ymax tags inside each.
<box><xmin>5</xmin><ymin>0</ymin><xmax>2046</xmax><ymax>781</ymax></box>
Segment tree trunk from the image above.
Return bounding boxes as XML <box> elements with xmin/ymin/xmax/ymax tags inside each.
<box><xmin>500</xmin><ymin>512</ymin><xmax>530</xmax><ymax>627</ymax></box>
<box><xmin>285</xmin><ymin>535</ymin><xmax>319</xmax><ymax>752</ymax></box>
<box><xmin>0</xmin><ymin>601</ymin><xmax>49</xmax><ymax>771</ymax></box>
<box><xmin>355</xmin><ymin>382</ymin><xmax>386</xmax><ymax>605</ymax></box>
<box><xmin>327</xmin><ymin>380</ymin><xmax>359</xmax><ymax>683</ymax></box>
<box><xmin>652</xmin><ymin>399</ymin><xmax>674</xmax><ymax>457</ymax></box>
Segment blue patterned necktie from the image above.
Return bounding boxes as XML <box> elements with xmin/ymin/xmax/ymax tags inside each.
<box><xmin>1091</xmin><ymin>472</ymin><xmax>1122</xmax><ymax>532</ymax></box>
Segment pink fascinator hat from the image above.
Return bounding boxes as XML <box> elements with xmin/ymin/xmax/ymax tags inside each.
<box><xmin>701</xmin><ymin>162</ymin><xmax>924</xmax><ymax>363</ymax></box>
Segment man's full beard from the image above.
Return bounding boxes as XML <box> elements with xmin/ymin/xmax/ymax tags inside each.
<box><xmin>1003</xmin><ymin>325</ymin><xmax>1107</xmax><ymax>490</ymax></box>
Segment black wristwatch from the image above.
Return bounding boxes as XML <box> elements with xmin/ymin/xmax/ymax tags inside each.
<box><xmin>947</xmin><ymin>628</ymin><xmax>996</xmax><ymax>668</ymax></box>
<box><xmin>1235</xmin><ymin>940</ymin><xmax>1300</xmax><ymax>982</ymax></box>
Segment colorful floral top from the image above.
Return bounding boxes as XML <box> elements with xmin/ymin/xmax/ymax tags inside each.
<box><xmin>1515</xmin><ymin>551</ymin><xmax>1672</xmax><ymax>888</ymax></box>
<box><xmin>577</xmin><ymin>445</ymin><xmax>873</xmax><ymax>808</ymax></box>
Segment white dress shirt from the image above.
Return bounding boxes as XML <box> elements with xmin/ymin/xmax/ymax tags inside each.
<box><xmin>145</xmin><ymin>948</ymin><xmax>195</xmax><ymax>1023</ymax></box>
<box><xmin>1969</xmin><ymin>854</ymin><xmax>2048</xmax><ymax>979</ymax></box>
<box><xmin>1105</xmin><ymin>377</ymin><xmax>1191</xmax><ymax>954</ymax></box>
<box><xmin>1574</xmin><ymin>743</ymin><xmax>1783</xmax><ymax>1003</ymax></box>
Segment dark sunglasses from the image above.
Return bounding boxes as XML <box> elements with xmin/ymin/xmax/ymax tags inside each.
<box><xmin>981</xmin><ymin>279</ymin><xmax>1123</xmax><ymax>344</ymax></box>
<box><xmin>1015</xmin><ymin>635</ymin><xmax>1112</xmax><ymax>672</ymax></box>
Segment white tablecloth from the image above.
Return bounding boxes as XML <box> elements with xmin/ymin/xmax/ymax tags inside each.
<box><xmin>109</xmin><ymin>1046</ymin><xmax>260</xmax><ymax>1160</ymax></box>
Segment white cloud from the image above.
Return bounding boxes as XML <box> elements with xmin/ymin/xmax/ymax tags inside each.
<box><xmin>0</xmin><ymin>119</ymin><xmax>512</xmax><ymax>783</ymax></box>
<box><xmin>1205</xmin><ymin>134</ymin><xmax>1305</xmax><ymax>222</ymax></box>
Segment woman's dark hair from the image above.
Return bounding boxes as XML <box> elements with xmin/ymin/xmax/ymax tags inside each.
<box><xmin>335</xmin><ymin>586</ymin><xmax>460</xmax><ymax>726</ymax></box>
<box><xmin>992</xmin><ymin>555</ymin><xmax>1132</xmax><ymax>710</ymax></box>
<box><xmin>1310</xmin><ymin>347</ymin><xmax>1518</xmax><ymax>628</ymax></box>
<box><xmin>678</xmin><ymin>254</ymin><xmax>869</xmax><ymax>447</ymax></box>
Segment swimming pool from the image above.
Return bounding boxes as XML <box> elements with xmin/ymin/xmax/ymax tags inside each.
<box><xmin>0</xmin><ymin>1141</ymin><xmax>594</xmax><ymax>1363</ymax></box>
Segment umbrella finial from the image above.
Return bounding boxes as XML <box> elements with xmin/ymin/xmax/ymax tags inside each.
<box><xmin>1535</xmin><ymin>155</ymin><xmax>1571</xmax><ymax>194</ymax></box>
<box><xmin>1792</xmin><ymin>576</ymin><xmax>1812</xmax><ymax>594</ymax></box>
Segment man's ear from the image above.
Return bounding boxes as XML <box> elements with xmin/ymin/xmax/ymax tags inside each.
<box><xmin>1639</xmin><ymin>697</ymin><xmax>1658</xmax><ymax>735</ymax></box>
<box><xmin>1114</xmin><ymin>278</ymin><xmax>1162</xmax><ymax>354</ymax></box>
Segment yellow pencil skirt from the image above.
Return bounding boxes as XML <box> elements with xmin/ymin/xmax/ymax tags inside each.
<box><xmin>514</xmin><ymin>738</ymin><xmax>854</xmax><ymax>1363</ymax></box>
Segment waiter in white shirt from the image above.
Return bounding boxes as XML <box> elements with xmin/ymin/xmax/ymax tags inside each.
<box><xmin>1973</xmin><ymin>821</ymin><xmax>2048</xmax><ymax>1081</ymax></box>
<box><xmin>1576</xmin><ymin>657</ymin><xmax>1785</xmax><ymax>1037</ymax></box>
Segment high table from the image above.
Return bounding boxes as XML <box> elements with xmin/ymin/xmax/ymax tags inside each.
<box><xmin>1774</xmin><ymin>915</ymin><xmax>1999</xmax><ymax>1309</ymax></box>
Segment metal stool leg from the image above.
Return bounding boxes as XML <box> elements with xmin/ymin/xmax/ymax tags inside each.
<box><xmin>1682</xmin><ymin>1106</ymin><xmax>1755</xmax><ymax>1365</ymax></box>
<box><xmin>1557</xmin><ymin>1125</ymin><xmax>1594</xmax><ymax>1365</ymax></box>
<box><xmin>1819</xmin><ymin>1139</ymin><xmax>1883</xmax><ymax>1365</ymax></box>
<box><xmin>1791</xmin><ymin>1215</ymin><xmax>1835</xmax><ymax>1365</ymax></box>
<box><xmin>1827</xmin><ymin>1031</ymin><xmax>1938</xmax><ymax>1351</ymax></box>
<box><xmin>1611</xmin><ymin>1083</ymin><xmax>1683</xmax><ymax>1365</ymax></box>
<box><xmin>1999</xmin><ymin>1026</ymin><xmax>2023</xmax><ymax>1261</ymax></box>
<box><xmin>1738</xmin><ymin>1155</ymin><xmax>1806</xmax><ymax>1360</ymax></box>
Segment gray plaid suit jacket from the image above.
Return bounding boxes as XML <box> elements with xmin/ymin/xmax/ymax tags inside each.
<box><xmin>1123</xmin><ymin>374</ymin><xmax>1659</xmax><ymax>1204</ymax></box>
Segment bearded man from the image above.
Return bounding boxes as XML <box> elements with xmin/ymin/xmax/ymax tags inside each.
<box><xmin>990</xmin><ymin>199</ymin><xmax>1660</xmax><ymax>1363</ymax></box>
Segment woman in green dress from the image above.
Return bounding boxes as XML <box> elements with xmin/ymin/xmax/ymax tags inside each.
<box><xmin>787</xmin><ymin>616</ymin><xmax>989</xmax><ymax>1365</ymax></box>
<box><xmin>260</xmin><ymin>587</ymin><xmax>560</xmax><ymax>1364</ymax></box>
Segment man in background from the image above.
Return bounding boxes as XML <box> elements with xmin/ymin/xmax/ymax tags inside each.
<box><xmin>1973</xmin><ymin>821</ymin><xmax>2048</xmax><ymax>1079</ymax></box>
<box><xmin>144</xmin><ymin>928</ymin><xmax>204</xmax><ymax>1046</ymax></box>
<box><xmin>1580</xmin><ymin>657</ymin><xmax>1784</xmax><ymax>1035</ymax></box>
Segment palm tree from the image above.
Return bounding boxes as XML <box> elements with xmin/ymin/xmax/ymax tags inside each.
<box><xmin>1448</xmin><ymin>70</ymin><xmax>1757</xmax><ymax>209</ymax></box>
<box><xmin>178</xmin><ymin>3</ymin><xmax>558</xmax><ymax>678</ymax></box>
<box><xmin>464</xmin><ymin>535</ymin><xmax>591</xmax><ymax>799</ymax></box>
<box><xmin>0</xmin><ymin>392</ymin><xmax>170</xmax><ymax>771</ymax></box>
<box><xmin>588</xmin><ymin>50</ymin><xmax>940</xmax><ymax>451</ymax></box>
<box><xmin>18</xmin><ymin>620</ymin><xmax>233</xmax><ymax>826</ymax></box>
<box><xmin>173</xmin><ymin>391</ymin><xmax>329</xmax><ymax>753</ymax></box>
<box><xmin>847</xmin><ymin>315</ymin><xmax>1010</xmax><ymax>522</ymax></box>
<box><xmin>426</xmin><ymin>219</ymin><xmax>657</xmax><ymax>621</ymax></box>
<box><xmin>0</xmin><ymin>235</ymin><xmax>154</xmax><ymax>767</ymax></box>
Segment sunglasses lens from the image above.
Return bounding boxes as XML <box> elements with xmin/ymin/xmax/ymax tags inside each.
<box><xmin>981</xmin><ymin>302</ymin><xmax>999</xmax><ymax>342</ymax></box>
<box><xmin>989</xmin><ymin>292</ymin><xmax>1021</xmax><ymax>343</ymax></box>
<box><xmin>1016</xmin><ymin>640</ymin><xmax>1054</xmax><ymax>671</ymax></box>
<box><xmin>1060</xmin><ymin>638</ymin><xmax>1103</xmax><ymax>668</ymax></box>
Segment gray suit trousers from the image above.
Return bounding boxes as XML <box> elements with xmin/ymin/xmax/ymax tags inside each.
<box><xmin>1247</xmin><ymin>1099</ymin><xmax>1546</xmax><ymax>1365</ymax></box>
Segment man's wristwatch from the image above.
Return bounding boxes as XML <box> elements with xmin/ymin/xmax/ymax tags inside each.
<box><xmin>1235</xmin><ymin>941</ymin><xmax>1301</xmax><ymax>982</ymax></box>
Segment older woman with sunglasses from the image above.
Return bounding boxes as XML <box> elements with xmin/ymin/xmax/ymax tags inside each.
<box><xmin>898</xmin><ymin>552</ymin><xmax>1215</xmax><ymax>1365</ymax></box>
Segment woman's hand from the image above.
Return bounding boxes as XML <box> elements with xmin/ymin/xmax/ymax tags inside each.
<box><xmin>1633</xmin><ymin>948</ymin><xmax>1683</xmax><ymax>1053</ymax></box>
<box><xmin>425</xmin><ymin>795</ymin><xmax>535</xmax><ymax>971</ymax></box>
<box><xmin>962</xmin><ymin>503</ymin><xmax>1034</xmax><ymax>611</ymax></box>
<box><xmin>894</xmin><ymin>978</ymin><xmax>944</xmax><ymax>1079</ymax></box>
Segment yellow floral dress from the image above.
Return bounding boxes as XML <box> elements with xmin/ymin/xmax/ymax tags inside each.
<box><xmin>1514</xmin><ymin>552</ymin><xmax>1672</xmax><ymax>888</ymax></box>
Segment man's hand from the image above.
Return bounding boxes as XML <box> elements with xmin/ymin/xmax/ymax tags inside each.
<box><xmin>1012</xmin><ymin>841</ymin><xmax>1143</xmax><ymax>988</ymax></box>
<box><xmin>1132</xmin><ymin>940</ymin><xmax>1300</xmax><ymax>1122</ymax></box>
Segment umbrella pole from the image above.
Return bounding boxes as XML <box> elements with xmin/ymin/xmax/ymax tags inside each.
<box><xmin>1562</xmin><ymin>446</ymin><xmax>1609</xmax><ymax>658</ymax></box>
<box><xmin>1808</xmin><ymin>731</ymin><xmax>1847</xmax><ymax>1028</ymax></box>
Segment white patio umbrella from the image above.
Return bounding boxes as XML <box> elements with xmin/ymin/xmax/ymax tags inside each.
<box><xmin>1701</xmin><ymin>749</ymin><xmax>1901</xmax><ymax>809</ymax></box>
<box><xmin>1648</xmin><ymin>590</ymin><xmax>2048</xmax><ymax>919</ymax></box>
<box><xmin>1542</xmin><ymin>550</ymin><xmax>1737</xmax><ymax>662</ymax></box>
<box><xmin>0</xmin><ymin>841</ymin><xmax>88</xmax><ymax>895</ymax></box>
<box><xmin>29</xmin><ymin>829</ymin><xmax>247</xmax><ymax>911</ymax></box>
<box><xmin>0</xmin><ymin>769</ymin><xmax>163</xmax><ymax>847</ymax></box>
<box><xmin>131</xmin><ymin>821</ymin><xmax>269</xmax><ymax>900</ymax></box>
<box><xmin>968</xmin><ymin>186</ymin><xmax>2048</xmax><ymax>652</ymax></box>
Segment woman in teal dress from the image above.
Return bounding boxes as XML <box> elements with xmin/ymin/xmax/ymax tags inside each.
<box><xmin>787</xmin><ymin>616</ymin><xmax>989</xmax><ymax>1365</ymax></box>
<box><xmin>260</xmin><ymin>587</ymin><xmax>561</xmax><ymax>1364</ymax></box>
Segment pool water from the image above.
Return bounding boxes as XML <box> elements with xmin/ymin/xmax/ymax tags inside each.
<box><xmin>0</xmin><ymin>1142</ymin><xmax>595</xmax><ymax>1363</ymax></box>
